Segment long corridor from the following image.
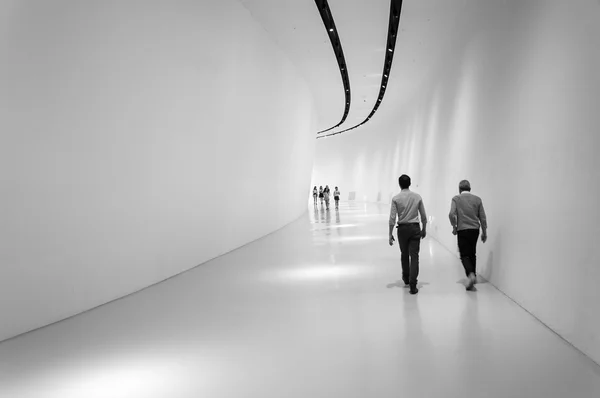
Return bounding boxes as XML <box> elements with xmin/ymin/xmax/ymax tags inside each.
<box><xmin>1</xmin><ymin>202</ymin><xmax>599</xmax><ymax>397</ymax></box>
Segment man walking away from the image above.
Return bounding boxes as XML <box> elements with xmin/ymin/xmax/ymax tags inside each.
<box><xmin>389</xmin><ymin>174</ymin><xmax>428</xmax><ymax>295</ymax></box>
<box><xmin>448</xmin><ymin>180</ymin><xmax>487</xmax><ymax>291</ymax></box>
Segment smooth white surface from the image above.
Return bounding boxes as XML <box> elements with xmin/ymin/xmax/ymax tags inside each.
<box><xmin>313</xmin><ymin>0</ymin><xmax>600</xmax><ymax>364</ymax></box>
<box><xmin>0</xmin><ymin>0</ymin><xmax>316</xmax><ymax>341</ymax></box>
<box><xmin>238</xmin><ymin>0</ymin><xmax>344</xmax><ymax>130</ymax></box>
<box><xmin>241</xmin><ymin>0</ymin><xmax>465</xmax><ymax>132</ymax></box>
<box><xmin>0</xmin><ymin>202</ymin><xmax>599</xmax><ymax>397</ymax></box>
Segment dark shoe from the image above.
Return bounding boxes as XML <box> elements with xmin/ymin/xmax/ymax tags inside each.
<box><xmin>466</xmin><ymin>272</ymin><xmax>476</xmax><ymax>290</ymax></box>
<box><xmin>409</xmin><ymin>285</ymin><xmax>419</xmax><ymax>295</ymax></box>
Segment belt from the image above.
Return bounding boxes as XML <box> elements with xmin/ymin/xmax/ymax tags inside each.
<box><xmin>398</xmin><ymin>222</ymin><xmax>419</xmax><ymax>227</ymax></box>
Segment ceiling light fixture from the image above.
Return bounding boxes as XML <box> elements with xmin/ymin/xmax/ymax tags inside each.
<box><xmin>314</xmin><ymin>0</ymin><xmax>351</xmax><ymax>135</ymax></box>
<box><xmin>317</xmin><ymin>0</ymin><xmax>403</xmax><ymax>139</ymax></box>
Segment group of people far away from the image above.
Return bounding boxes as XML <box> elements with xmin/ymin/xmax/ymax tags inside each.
<box><xmin>389</xmin><ymin>174</ymin><xmax>487</xmax><ymax>295</ymax></box>
<box><xmin>313</xmin><ymin>185</ymin><xmax>341</xmax><ymax>210</ymax></box>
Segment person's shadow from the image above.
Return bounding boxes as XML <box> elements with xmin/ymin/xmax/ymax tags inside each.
<box><xmin>480</xmin><ymin>230</ymin><xmax>500</xmax><ymax>283</ymax></box>
<box><xmin>387</xmin><ymin>280</ymin><xmax>408</xmax><ymax>289</ymax></box>
<box><xmin>387</xmin><ymin>280</ymin><xmax>430</xmax><ymax>289</ymax></box>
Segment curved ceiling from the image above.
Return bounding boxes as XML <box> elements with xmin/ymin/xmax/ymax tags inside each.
<box><xmin>239</xmin><ymin>0</ymin><xmax>466</xmax><ymax>138</ymax></box>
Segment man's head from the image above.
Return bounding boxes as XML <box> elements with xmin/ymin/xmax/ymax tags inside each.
<box><xmin>398</xmin><ymin>174</ymin><xmax>411</xmax><ymax>189</ymax></box>
<box><xmin>459</xmin><ymin>180</ymin><xmax>471</xmax><ymax>193</ymax></box>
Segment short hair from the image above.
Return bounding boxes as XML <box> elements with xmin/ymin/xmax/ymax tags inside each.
<box><xmin>398</xmin><ymin>174</ymin><xmax>411</xmax><ymax>189</ymax></box>
<box><xmin>459</xmin><ymin>180</ymin><xmax>471</xmax><ymax>192</ymax></box>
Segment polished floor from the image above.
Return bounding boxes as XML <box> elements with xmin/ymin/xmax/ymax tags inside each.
<box><xmin>1</xmin><ymin>202</ymin><xmax>599</xmax><ymax>397</ymax></box>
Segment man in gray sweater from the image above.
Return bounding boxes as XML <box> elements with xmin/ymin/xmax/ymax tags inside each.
<box><xmin>448</xmin><ymin>180</ymin><xmax>487</xmax><ymax>291</ymax></box>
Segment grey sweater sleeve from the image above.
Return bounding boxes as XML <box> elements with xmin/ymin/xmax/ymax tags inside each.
<box><xmin>478</xmin><ymin>199</ymin><xmax>488</xmax><ymax>231</ymax></box>
<box><xmin>449</xmin><ymin>197</ymin><xmax>458</xmax><ymax>227</ymax></box>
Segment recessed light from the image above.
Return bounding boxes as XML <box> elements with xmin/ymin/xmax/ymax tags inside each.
<box><xmin>329</xmin><ymin>28</ymin><xmax>334</xmax><ymax>32</ymax></box>
<box><xmin>388</xmin><ymin>48</ymin><xmax>393</xmax><ymax>52</ymax></box>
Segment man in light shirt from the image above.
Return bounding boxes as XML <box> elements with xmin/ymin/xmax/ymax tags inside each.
<box><xmin>448</xmin><ymin>180</ymin><xmax>488</xmax><ymax>291</ymax></box>
<box><xmin>389</xmin><ymin>174</ymin><xmax>428</xmax><ymax>295</ymax></box>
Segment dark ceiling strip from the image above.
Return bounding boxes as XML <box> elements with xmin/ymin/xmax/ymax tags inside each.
<box><xmin>314</xmin><ymin>0</ymin><xmax>351</xmax><ymax>134</ymax></box>
<box><xmin>316</xmin><ymin>0</ymin><xmax>403</xmax><ymax>139</ymax></box>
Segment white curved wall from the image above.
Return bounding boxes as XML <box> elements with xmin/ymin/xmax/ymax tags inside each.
<box><xmin>313</xmin><ymin>1</ymin><xmax>600</xmax><ymax>364</ymax></box>
<box><xmin>0</xmin><ymin>0</ymin><xmax>316</xmax><ymax>341</ymax></box>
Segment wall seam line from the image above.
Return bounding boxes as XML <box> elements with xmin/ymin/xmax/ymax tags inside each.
<box><xmin>426</xmin><ymin>232</ymin><xmax>600</xmax><ymax>373</ymax></box>
<box><xmin>0</xmin><ymin>210</ymin><xmax>310</xmax><ymax>345</ymax></box>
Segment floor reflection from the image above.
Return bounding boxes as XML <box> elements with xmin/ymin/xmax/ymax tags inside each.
<box><xmin>2</xmin><ymin>201</ymin><xmax>600</xmax><ymax>397</ymax></box>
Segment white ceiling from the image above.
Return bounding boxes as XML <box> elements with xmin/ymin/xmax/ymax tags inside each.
<box><xmin>238</xmin><ymin>0</ymin><xmax>467</xmax><ymax>135</ymax></box>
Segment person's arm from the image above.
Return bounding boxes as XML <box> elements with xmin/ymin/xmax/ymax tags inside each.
<box><xmin>449</xmin><ymin>197</ymin><xmax>458</xmax><ymax>235</ymax></box>
<box><xmin>389</xmin><ymin>200</ymin><xmax>397</xmax><ymax>246</ymax></box>
<box><xmin>479</xmin><ymin>200</ymin><xmax>488</xmax><ymax>242</ymax></box>
<box><xmin>419</xmin><ymin>199</ymin><xmax>427</xmax><ymax>239</ymax></box>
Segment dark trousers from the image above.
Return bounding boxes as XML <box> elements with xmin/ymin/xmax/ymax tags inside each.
<box><xmin>397</xmin><ymin>223</ymin><xmax>421</xmax><ymax>286</ymax></box>
<box><xmin>457</xmin><ymin>229</ymin><xmax>479</xmax><ymax>276</ymax></box>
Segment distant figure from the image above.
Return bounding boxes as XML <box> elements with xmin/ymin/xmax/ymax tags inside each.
<box><xmin>389</xmin><ymin>174</ymin><xmax>427</xmax><ymax>295</ymax></box>
<box><xmin>313</xmin><ymin>186</ymin><xmax>318</xmax><ymax>206</ymax></box>
<box><xmin>333</xmin><ymin>186</ymin><xmax>340</xmax><ymax>209</ymax></box>
<box><xmin>324</xmin><ymin>185</ymin><xmax>331</xmax><ymax>210</ymax></box>
<box><xmin>448</xmin><ymin>180</ymin><xmax>488</xmax><ymax>291</ymax></box>
<box><xmin>319</xmin><ymin>186</ymin><xmax>324</xmax><ymax>206</ymax></box>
